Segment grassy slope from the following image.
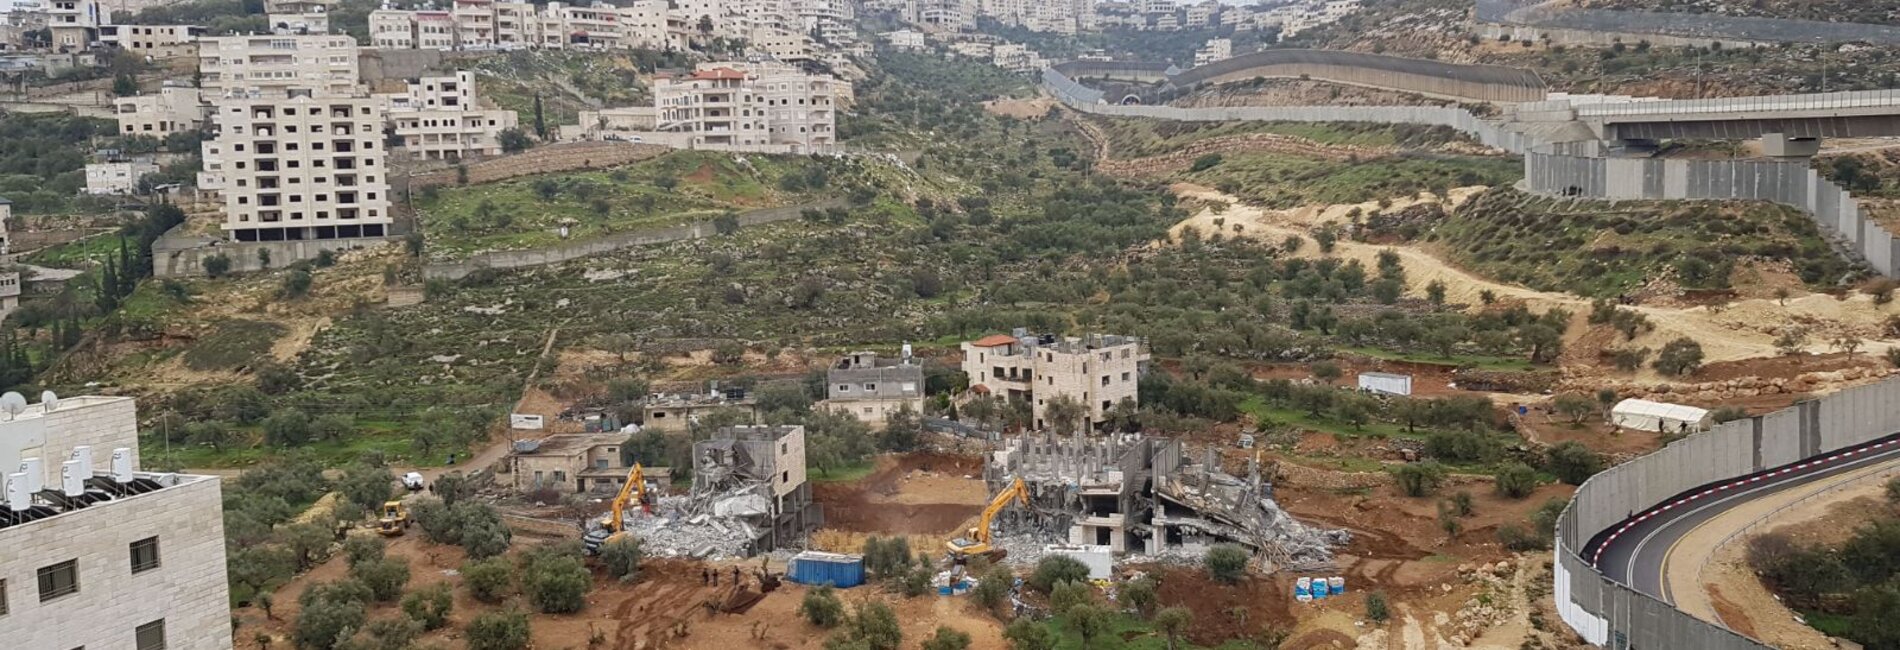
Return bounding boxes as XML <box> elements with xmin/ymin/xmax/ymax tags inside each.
<box><xmin>1093</xmin><ymin>117</ymin><xmax>1475</xmax><ymax>158</ymax></box>
<box><xmin>1183</xmin><ymin>154</ymin><xmax>1521</xmax><ymax>209</ymax></box>
<box><xmin>415</xmin><ymin>151</ymin><xmax>843</xmax><ymax>257</ymax></box>
<box><xmin>1430</xmin><ymin>188</ymin><xmax>1858</xmax><ymax>297</ymax></box>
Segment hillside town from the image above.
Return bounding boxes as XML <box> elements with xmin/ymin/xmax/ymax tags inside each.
<box><xmin>3</xmin><ymin>0</ymin><xmax>1900</xmax><ymax>649</ymax></box>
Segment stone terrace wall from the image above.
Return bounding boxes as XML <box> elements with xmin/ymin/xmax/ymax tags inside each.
<box><xmin>406</xmin><ymin>142</ymin><xmax>672</xmax><ymax>189</ymax></box>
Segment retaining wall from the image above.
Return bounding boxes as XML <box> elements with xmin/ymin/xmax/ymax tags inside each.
<box><xmin>1054</xmin><ymin>49</ymin><xmax>1546</xmax><ymax>104</ymax></box>
<box><xmin>422</xmin><ymin>198</ymin><xmax>846</xmax><ymax>280</ymax></box>
<box><xmin>407</xmin><ymin>141</ymin><xmax>672</xmax><ymax>189</ymax></box>
<box><xmin>152</xmin><ymin>233</ymin><xmax>399</xmax><ymax>278</ymax></box>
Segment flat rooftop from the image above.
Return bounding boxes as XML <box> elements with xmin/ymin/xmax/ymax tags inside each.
<box><xmin>0</xmin><ymin>472</ymin><xmax>215</xmax><ymax>534</ymax></box>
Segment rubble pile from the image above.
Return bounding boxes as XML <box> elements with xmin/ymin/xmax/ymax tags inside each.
<box><xmin>619</xmin><ymin>494</ymin><xmax>763</xmax><ymax>559</ymax></box>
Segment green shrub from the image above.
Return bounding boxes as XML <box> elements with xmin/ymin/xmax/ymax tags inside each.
<box><xmin>350</xmin><ymin>558</ymin><xmax>410</xmax><ymax>602</ymax></box>
<box><xmin>522</xmin><ymin>551</ymin><xmax>591</xmax><ymax>614</ymax></box>
<box><xmin>401</xmin><ymin>583</ymin><xmax>454</xmax><ymax>630</ymax></box>
<box><xmin>465</xmin><ymin>609</ymin><xmax>531</xmax><ymax>650</ymax></box>
<box><xmin>1494</xmin><ymin>462</ymin><xmax>1538</xmax><ymax>499</ymax></box>
<box><xmin>1205</xmin><ymin>544</ymin><xmax>1249</xmax><ymax>584</ymax></box>
<box><xmin>1545</xmin><ymin>442</ymin><xmax>1603</xmax><ymax>485</ymax></box>
<box><xmin>1027</xmin><ymin>555</ymin><xmax>1090</xmax><ymax>593</ymax></box>
<box><xmin>600</xmin><ymin>536</ymin><xmax>644</xmax><ymax>580</ymax></box>
<box><xmin>462</xmin><ymin>558</ymin><xmax>514</xmax><ymax>603</ymax></box>
<box><xmin>800</xmin><ymin>584</ymin><xmax>846</xmax><ymax>627</ymax></box>
<box><xmin>1393</xmin><ymin>462</ymin><xmax>1447</xmax><ymax>497</ymax></box>
<box><xmin>1365</xmin><ymin>591</ymin><xmax>1390</xmax><ymax>623</ymax></box>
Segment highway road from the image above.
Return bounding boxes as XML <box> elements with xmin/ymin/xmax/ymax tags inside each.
<box><xmin>1589</xmin><ymin>435</ymin><xmax>1900</xmax><ymax>603</ymax></box>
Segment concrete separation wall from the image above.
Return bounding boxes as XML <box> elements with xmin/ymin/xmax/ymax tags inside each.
<box><xmin>1054</xmin><ymin>49</ymin><xmax>1546</xmax><ymax>104</ymax></box>
<box><xmin>1554</xmin><ymin>377</ymin><xmax>1900</xmax><ymax>649</ymax></box>
<box><xmin>1523</xmin><ymin>152</ymin><xmax>1900</xmax><ymax>277</ymax></box>
<box><xmin>423</xmin><ymin>198</ymin><xmax>846</xmax><ymax>280</ymax></box>
<box><xmin>1475</xmin><ymin>0</ymin><xmax>1900</xmax><ymax>45</ymax></box>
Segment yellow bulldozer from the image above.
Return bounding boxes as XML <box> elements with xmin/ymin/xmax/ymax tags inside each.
<box><xmin>377</xmin><ymin>501</ymin><xmax>410</xmax><ymax>537</ymax></box>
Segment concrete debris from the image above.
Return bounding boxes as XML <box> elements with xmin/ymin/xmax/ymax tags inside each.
<box><xmin>619</xmin><ymin>425</ymin><xmax>820</xmax><ymax>560</ymax></box>
<box><xmin>987</xmin><ymin>433</ymin><xmax>1349</xmax><ymax>572</ymax></box>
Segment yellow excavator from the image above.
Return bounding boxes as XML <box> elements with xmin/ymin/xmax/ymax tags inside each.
<box><xmin>582</xmin><ymin>463</ymin><xmax>647</xmax><ymax>555</ymax></box>
<box><xmin>946</xmin><ymin>477</ymin><xmax>1029</xmax><ymax>562</ymax></box>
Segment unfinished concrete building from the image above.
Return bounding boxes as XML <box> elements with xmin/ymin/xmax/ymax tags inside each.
<box><xmin>680</xmin><ymin>425</ymin><xmax>820</xmax><ymax>554</ymax></box>
<box><xmin>987</xmin><ymin>433</ymin><xmax>1346</xmax><ymax>571</ymax></box>
<box><xmin>641</xmin><ymin>389</ymin><xmax>759</xmax><ymax>433</ymax></box>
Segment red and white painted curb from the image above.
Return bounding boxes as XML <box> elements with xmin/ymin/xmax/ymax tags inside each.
<box><xmin>1589</xmin><ymin>437</ymin><xmax>1900</xmax><ymax>566</ymax></box>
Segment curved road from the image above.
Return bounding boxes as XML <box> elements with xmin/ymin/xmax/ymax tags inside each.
<box><xmin>1590</xmin><ymin>436</ymin><xmax>1900</xmax><ymax>603</ymax></box>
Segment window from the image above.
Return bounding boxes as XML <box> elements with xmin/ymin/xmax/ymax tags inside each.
<box><xmin>863</xmin><ymin>383</ymin><xmax>876</xmax><ymax>392</ymax></box>
<box><xmin>553</xmin><ymin>471</ymin><xmax>566</xmax><ymax>484</ymax></box>
<box><xmin>130</xmin><ymin>537</ymin><xmax>161</xmax><ymax>574</ymax></box>
<box><xmin>1101</xmin><ymin>376</ymin><xmax>1111</xmax><ymax>387</ymax></box>
<box><xmin>836</xmin><ymin>384</ymin><xmax>850</xmax><ymax>393</ymax></box>
<box><xmin>1121</xmin><ymin>372</ymin><xmax>1131</xmax><ymax>382</ymax></box>
<box><xmin>135</xmin><ymin>620</ymin><xmax>166</xmax><ymax>650</ymax></box>
<box><xmin>37</xmin><ymin>560</ymin><xmax>78</xmax><ymax>601</ymax></box>
<box><xmin>0</xmin><ymin>578</ymin><xmax>7</xmax><ymax>615</ymax></box>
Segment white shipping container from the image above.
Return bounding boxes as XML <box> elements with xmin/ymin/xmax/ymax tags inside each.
<box><xmin>1357</xmin><ymin>372</ymin><xmax>1413</xmax><ymax>396</ymax></box>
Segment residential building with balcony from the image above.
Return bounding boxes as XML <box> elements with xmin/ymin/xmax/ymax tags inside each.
<box><xmin>200</xmin><ymin>94</ymin><xmax>393</xmax><ymax>242</ymax></box>
<box><xmin>654</xmin><ymin>62</ymin><xmax>839</xmax><ymax>151</ymax></box>
<box><xmin>0</xmin><ymin>394</ymin><xmax>231</xmax><ymax>650</ymax></box>
<box><xmin>197</xmin><ymin>34</ymin><xmax>360</xmax><ymax>97</ymax></box>
<box><xmin>961</xmin><ymin>331</ymin><xmax>1149</xmax><ymax>431</ymax></box>
<box><xmin>375</xmin><ymin>71</ymin><xmax>519</xmax><ymax>160</ymax></box>
<box><xmin>265</xmin><ymin>0</ymin><xmax>334</xmax><ymax>32</ymax></box>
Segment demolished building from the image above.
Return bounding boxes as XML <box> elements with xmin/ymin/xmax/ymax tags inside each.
<box><xmin>986</xmin><ymin>433</ymin><xmax>1348</xmax><ymax>571</ymax></box>
<box><xmin>622</xmin><ymin>425</ymin><xmax>822</xmax><ymax>558</ymax></box>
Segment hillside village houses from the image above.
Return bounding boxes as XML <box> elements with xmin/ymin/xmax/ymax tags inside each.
<box><xmin>651</xmin><ymin>60</ymin><xmax>845</xmax><ymax>152</ymax></box>
<box><xmin>819</xmin><ymin>350</ymin><xmax>926</xmax><ymax>428</ymax></box>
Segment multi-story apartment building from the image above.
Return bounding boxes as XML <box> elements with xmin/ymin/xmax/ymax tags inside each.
<box><xmin>451</xmin><ymin>0</ymin><xmax>497</xmax><ymax>47</ymax></box>
<box><xmin>961</xmin><ymin>331</ymin><xmax>1149</xmax><ymax>432</ymax></box>
<box><xmin>200</xmin><ymin>94</ymin><xmax>393</xmax><ymax>242</ymax></box>
<box><xmin>112</xmin><ymin>83</ymin><xmax>205</xmax><ymax>135</ymax></box>
<box><xmin>98</xmin><ymin>23</ymin><xmax>205</xmax><ymax>58</ymax></box>
<box><xmin>821</xmin><ymin>350</ymin><xmax>925</xmax><ymax>428</ymax></box>
<box><xmin>991</xmin><ymin>42</ymin><xmax>1044</xmax><ymax>73</ymax></box>
<box><xmin>0</xmin><ymin>395</ymin><xmax>231</xmax><ymax>650</ymax></box>
<box><xmin>881</xmin><ymin>28</ymin><xmax>925</xmax><ymax>51</ymax></box>
<box><xmin>198</xmin><ymin>33</ymin><xmax>360</xmax><ymax>97</ymax></box>
<box><xmin>654</xmin><ymin>62</ymin><xmax>839</xmax><ymax>151</ymax></box>
<box><xmin>46</xmin><ymin>0</ymin><xmax>99</xmax><ymax>49</ymax></box>
<box><xmin>1192</xmin><ymin>36</ymin><xmax>1229</xmax><ymax>66</ymax></box>
<box><xmin>375</xmin><ymin>71</ymin><xmax>519</xmax><ymax>160</ymax></box>
<box><xmin>265</xmin><ymin>0</ymin><xmax>333</xmax><ymax>33</ymax></box>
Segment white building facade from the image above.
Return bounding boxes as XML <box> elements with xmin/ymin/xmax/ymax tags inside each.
<box><xmin>0</xmin><ymin>395</ymin><xmax>231</xmax><ymax>650</ymax></box>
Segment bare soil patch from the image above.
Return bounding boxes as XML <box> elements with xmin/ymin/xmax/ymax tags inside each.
<box><xmin>813</xmin><ymin>452</ymin><xmax>987</xmax><ymax>536</ymax></box>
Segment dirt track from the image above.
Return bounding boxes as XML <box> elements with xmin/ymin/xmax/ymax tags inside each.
<box><xmin>1167</xmin><ymin>185</ymin><xmax>1900</xmax><ymax>367</ymax></box>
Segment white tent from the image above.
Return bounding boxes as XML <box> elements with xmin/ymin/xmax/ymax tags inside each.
<box><xmin>1610</xmin><ymin>398</ymin><xmax>1712</xmax><ymax>434</ymax></box>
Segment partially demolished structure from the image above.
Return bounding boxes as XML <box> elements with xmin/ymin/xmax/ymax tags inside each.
<box><xmin>621</xmin><ymin>425</ymin><xmax>821</xmax><ymax>558</ymax></box>
<box><xmin>986</xmin><ymin>433</ymin><xmax>1347</xmax><ymax>571</ymax></box>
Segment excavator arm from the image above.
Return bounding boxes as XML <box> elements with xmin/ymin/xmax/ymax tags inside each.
<box><xmin>948</xmin><ymin>477</ymin><xmax>1028</xmax><ymax>557</ymax></box>
<box><xmin>606</xmin><ymin>463</ymin><xmax>646</xmax><ymax>534</ymax></box>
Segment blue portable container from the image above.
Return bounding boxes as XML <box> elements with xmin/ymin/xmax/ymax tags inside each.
<box><xmin>787</xmin><ymin>551</ymin><xmax>865</xmax><ymax>588</ymax></box>
<box><xmin>1311</xmin><ymin>577</ymin><xmax>1331</xmax><ymax>599</ymax></box>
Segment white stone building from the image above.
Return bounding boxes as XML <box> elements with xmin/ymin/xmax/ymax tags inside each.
<box><xmin>0</xmin><ymin>395</ymin><xmax>231</xmax><ymax>650</ymax></box>
<box><xmin>961</xmin><ymin>332</ymin><xmax>1149</xmax><ymax>431</ymax></box>
<box><xmin>653</xmin><ymin>62</ymin><xmax>838</xmax><ymax>152</ymax></box>
<box><xmin>84</xmin><ymin>157</ymin><xmax>158</xmax><ymax>194</ymax></box>
<box><xmin>375</xmin><ymin>71</ymin><xmax>519</xmax><ymax>160</ymax></box>
<box><xmin>880</xmin><ymin>29</ymin><xmax>925</xmax><ymax>51</ymax></box>
<box><xmin>112</xmin><ymin>83</ymin><xmax>205</xmax><ymax>136</ymax></box>
<box><xmin>200</xmin><ymin>94</ymin><xmax>394</xmax><ymax>242</ymax></box>
<box><xmin>197</xmin><ymin>33</ymin><xmax>361</xmax><ymax>97</ymax></box>
<box><xmin>1192</xmin><ymin>36</ymin><xmax>1229</xmax><ymax>67</ymax></box>
<box><xmin>265</xmin><ymin>0</ymin><xmax>333</xmax><ymax>33</ymax></box>
<box><xmin>98</xmin><ymin>23</ymin><xmax>205</xmax><ymax>58</ymax></box>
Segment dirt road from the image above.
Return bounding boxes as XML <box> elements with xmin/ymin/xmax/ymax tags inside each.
<box><xmin>1167</xmin><ymin>185</ymin><xmax>1900</xmax><ymax>366</ymax></box>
